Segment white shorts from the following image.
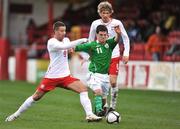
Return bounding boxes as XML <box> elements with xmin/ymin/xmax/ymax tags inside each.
<box><xmin>86</xmin><ymin>72</ymin><xmax>110</xmax><ymax>97</ymax></box>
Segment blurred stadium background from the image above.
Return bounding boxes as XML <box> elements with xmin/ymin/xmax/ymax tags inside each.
<box><xmin>0</xmin><ymin>0</ymin><xmax>180</xmax><ymax>129</ymax></box>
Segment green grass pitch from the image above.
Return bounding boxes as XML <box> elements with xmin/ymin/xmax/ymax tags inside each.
<box><xmin>0</xmin><ymin>80</ymin><xmax>180</xmax><ymax>129</ymax></box>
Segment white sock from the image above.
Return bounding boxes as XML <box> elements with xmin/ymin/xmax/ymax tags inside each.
<box><xmin>14</xmin><ymin>96</ymin><xmax>35</xmax><ymax>117</ymax></box>
<box><xmin>110</xmin><ymin>87</ymin><xmax>119</xmax><ymax>109</ymax></box>
<box><xmin>80</xmin><ymin>92</ymin><xmax>93</xmax><ymax>116</ymax></box>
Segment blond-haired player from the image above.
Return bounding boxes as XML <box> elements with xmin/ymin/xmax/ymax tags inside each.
<box><xmin>88</xmin><ymin>1</ymin><xmax>130</xmax><ymax>112</ymax></box>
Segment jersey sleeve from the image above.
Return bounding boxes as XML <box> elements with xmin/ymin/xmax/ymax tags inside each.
<box><xmin>75</xmin><ymin>42</ymin><xmax>92</xmax><ymax>53</ymax></box>
<box><xmin>119</xmin><ymin>21</ymin><xmax>130</xmax><ymax>56</ymax></box>
<box><xmin>48</xmin><ymin>38</ymin><xmax>87</xmax><ymax>51</ymax></box>
<box><xmin>107</xmin><ymin>37</ymin><xmax>117</xmax><ymax>49</ymax></box>
<box><xmin>88</xmin><ymin>21</ymin><xmax>96</xmax><ymax>42</ymax></box>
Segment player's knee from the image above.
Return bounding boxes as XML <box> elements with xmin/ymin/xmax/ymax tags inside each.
<box><xmin>110</xmin><ymin>81</ymin><xmax>116</xmax><ymax>88</ymax></box>
<box><xmin>110</xmin><ymin>76</ymin><xmax>117</xmax><ymax>87</ymax></box>
<box><xmin>32</xmin><ymin>91</ymin><xmax>46</xmax><ymax>101</ymax></box>
<box><xmin>78</xmin><ymin>85</ymin><xmax>88</xmax><ymax>93</ymax></box>
<box><xmin>94</xmin><ymin>89</ymin><xmax>102</xmax><ymax>96</ymax></box>
<box><xmin>79</xmin><ymin>88</ymin><xmax>88</xmax><ymax>93</ymax></box>
<box><xmin>32</xmin><ymin>95</ymin><xmax>41</xmax><ymax>101</ymax></box>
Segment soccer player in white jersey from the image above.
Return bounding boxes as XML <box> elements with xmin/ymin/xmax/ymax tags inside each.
<box><xmin>88</xmin><ymin>1</ymin><xmax>130</xmax><ymax>112</ymax></box>
<box><xmin>5</xmin><ymin>21</ymin><xmax>102</xmax><ymax>122</ymax></box>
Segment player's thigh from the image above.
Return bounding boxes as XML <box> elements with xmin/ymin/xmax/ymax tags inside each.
<box><xmin>67</xmin><ymin>80</ymin><xmax>87</xmax><ymax>93</ymax></box>
<box><xmin>109</xmin><ymin>57</ymin><xmax>120</xmax><ymax>76</ymax></box>
<box><xmin>88</xmin><ymin>81</ymin><xmax>103</xmax><ymax>95</ymax></box>
<box><xmin>87</xmin><ymin>73</ymin><xmax>102</xmax><ymax>95</ymax></box>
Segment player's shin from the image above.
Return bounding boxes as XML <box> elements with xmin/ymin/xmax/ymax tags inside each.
<box><xmin>102</xmin><ymin>96</ymin><xmax>108</xmax><ymax>112</ymax></box>
<box><xmin>80</xmin><ymin>92</ymin><xmax>93</xmax><ymax>116</ymax></box>
<box><xmin>102</xmin><ymin>96</ymin><xmax>108</xmax><ymax>108</ymax></box>
<box><xmin>14</xmin><ymin>96</ymin><xmax>35</xmax><ymax>117</ymax></box>
<box><xmin>94</xmin><ymin>95</ymin><xmax>103</xmax><ymax>113</ymax></box>
<box><xmin>110</xmin><ymin>86</ymin><xmax>119</xmax><ymax>109</ymax></box>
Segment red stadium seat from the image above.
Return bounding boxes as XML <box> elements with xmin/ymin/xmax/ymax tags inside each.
<box><xmin>144</xmin><ymin>52</ymin><xmax>153</xmax><ymax>61</ymax></box>
<box><xmin>80</xmin><ymin>25</ymin><xmax>90</xmax><ymax>38</ymax></box>
<box><xmin>130</xmin><ymin>43</ymin><xmax>145</xmax><ymax>60</ymax></box>
<box><xmin>163</xmin><ymin>55</ymin><xmax>172</xmax><ymax>61</ymax></box>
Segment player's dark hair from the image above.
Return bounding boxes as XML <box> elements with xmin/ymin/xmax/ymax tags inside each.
<box><xmin>53</xmin><ymin>21</ymin><xmax>65</xmax><ymax>31</ymax></box>
<box><xmin>96</xmin><ymin>25</ymin><xmax>108</xmax><ymax>34</ymax></box>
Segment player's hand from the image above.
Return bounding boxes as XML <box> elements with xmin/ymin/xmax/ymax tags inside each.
<box><xmin>81</xmin><ymin>38</ymin><xmax>88</xmax><ymax>43</ymax></box>
<box><xmin>122</xmin><ymin>56</ymin><xmax>129</xmax><ymax>64</ymax></box>
<box><xmin>68</xmin><ymin>48</ymin><xmax>74</xmax><ymax>54</ymax></box>
<box><xmin>114</xmin><ymin>25</ymin><xmax>121</xmax><ymax>35</ymax></box>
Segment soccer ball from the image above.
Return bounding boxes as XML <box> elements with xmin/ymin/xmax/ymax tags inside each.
<box><xmin>106</xmin><ymin>111</ymin><xmax>121</xmax><ymax>124</ymax></box>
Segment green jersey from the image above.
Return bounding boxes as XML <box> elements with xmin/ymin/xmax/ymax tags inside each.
<box><xmin>75</xmin><ymin>38</ymin><xmax>117</xmax><ymax>74</ymax></box>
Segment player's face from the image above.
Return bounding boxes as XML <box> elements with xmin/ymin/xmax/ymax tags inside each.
<box><xmin>96</xmin><ymin>31</ymin><xmax>108</xmax><ymax>44</ymax></box>
<box><xmin>55</xmin><ymin>26</ymin><xmax>66</xmax><ymax>41</ymax></box>
<box><xmin>99</xmin><ymin>10</ymin><xmax>112</xmax><ymax>23</ymax></box>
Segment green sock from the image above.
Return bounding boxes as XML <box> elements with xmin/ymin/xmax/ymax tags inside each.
<box><xmin>94</xmin><ymin>95</ymin><xmax>102</xmax><ymax>112</ymax></box>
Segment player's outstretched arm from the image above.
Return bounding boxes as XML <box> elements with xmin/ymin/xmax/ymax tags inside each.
<box><xmin>70</xmin><ymin>38</ymin><xmax>88</xmax><ymax>46</ymax></box>
<box><xmin>49</xmin><ymin>38</ymin><xmax>88</xmax><ymax>51</ymax></box>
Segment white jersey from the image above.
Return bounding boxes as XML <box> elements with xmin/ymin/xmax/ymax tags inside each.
<box><xmin>45</xmin><ymin>37</ymin><xmax>87</xmax><ymax>78</ymax></box>
<box><xmin>89</xmin><ymin>19</ymin><xmax>130</xmax><ymax>58</ymax></box>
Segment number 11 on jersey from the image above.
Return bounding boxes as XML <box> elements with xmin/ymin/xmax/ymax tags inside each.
<box><xmin>96</xmin><ymin>47</ymin><xmax>102</xmax><ymax>54</ymax></box>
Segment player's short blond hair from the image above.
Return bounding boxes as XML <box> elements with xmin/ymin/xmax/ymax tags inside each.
<box><xmin>97</xmin><ymin>1</ymin><xmax>114</xmax><ymax>14</ymax></box>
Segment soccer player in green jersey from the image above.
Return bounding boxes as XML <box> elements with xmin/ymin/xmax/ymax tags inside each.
<box><xmin>75</xmin><ymin>24</ymin><xmax>121</xmax><ymax>116</ymax></box>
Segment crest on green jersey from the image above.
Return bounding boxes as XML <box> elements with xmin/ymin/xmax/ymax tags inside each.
<box><xmin>104</xmin><ymin>43</ymin><xmax>109</xmax><ymax>48</ymax></box>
